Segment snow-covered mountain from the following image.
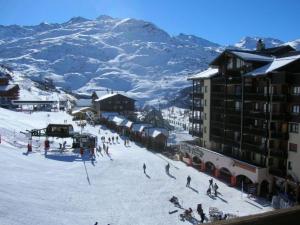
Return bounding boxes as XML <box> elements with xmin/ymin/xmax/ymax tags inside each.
<box><xmin>0</xmin><ymin>16</ymin><xmax>221</xmax><ymax>104</ymax></box>
<box><xmin>0</xmin><ymin>15</ymin><xmax>298</xmax><ymax>105</ymax></box>
<box><xmin>233</xmin><ymin>36</ymin><xmax>284</xmax><ymax>50</ymax></box>
<box><xmin>285</xmin><ymin>39</ymin><xmax>300</xmax><ymax>51</ymax></box>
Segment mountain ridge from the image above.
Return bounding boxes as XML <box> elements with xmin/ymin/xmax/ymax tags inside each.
<box><xmin>0</xmin><ymin>15</ymin><xmax>299</xmax><ymax>105</ymax></box>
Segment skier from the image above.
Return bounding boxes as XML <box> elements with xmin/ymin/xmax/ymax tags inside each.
<box><xmin>207</xmin><ymin>187</ymin><xmax>211</xmax><ymax>196</ymax></box>
<box><xmin>209</xmin><ymin>178</ymin><xmax>213</xmax><ymax>187</ymax></box>
<box><xmin>80</xmin><ymin>147</ymin><xmax>84</xmax><ymax>157</ymax></box>
<box><xmin>197</xmin><ymin>204</ymin><xmax>205</xmax><ymax>223</ymax></box>
<box><xmin>165</xmin><ymin>163</ymin><xmax>170</xmax><ymax>174</ymax></box>
<box><xmin>124</xmin><ymin>139</ymin><xmax>126</xmax><ymax>147</ymax></box>
<box><xmin>108</xmin><ymin>137</ymin><xmax>111</xmax><ymax>144</ymax></box>
<box><xmin>214</xmin><ymin>183</ymin><xmax>219</xmax><ymax>196</ymax></box>
<box><xmin>97</xmin><ymin>145</ymin><xmax>102</xmax><ymax>154</ymax></box>
<box><xmin>62</xmin><ymin>140</ymin><xmax>67</xmax><ymax>150</ymax></box>
<box><xmin>103</xmin><ymin>143</ymin><xmax>106</xmax><ymax>151</ymax></box>
<box><xmin>143</xmin><ymin>163</ymin><xmax>146</xmax><ymax>174</ymax></box>
<box><xmin>116</xmin><ymin>136</ymin><xmax>119</xmax><ymax>143</ymax></box>
<box><xmin>27</xmin><ymin>143</ymin><xmax>32</xmax><ymax>153</ymax></box>
<box><xmin>112</xmin><ymin>136</ymin><xmax>114</xmax><ymax>143</ymax></box>
<box><xmin>186</xmin><ymin>175</ymin><xmax>191</xmax><ymax>187</ymax></box>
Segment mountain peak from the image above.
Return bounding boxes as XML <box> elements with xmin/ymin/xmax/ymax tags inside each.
<box><xmin>234</xmin><ymin>36</ymin><xmax>284</xmax><ymax>50</ymax></box>
<box><xmin>96</xmin><ymin>15</ymin><xmax>114</xmax><ymax>21</ymax></box>
<box><xmin>66</xmin><ymin>16</ymin><xmax>90</xmax><ymax>24</ymax></box>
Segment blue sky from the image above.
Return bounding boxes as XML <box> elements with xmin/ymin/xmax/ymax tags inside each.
<box><xmin>0</xmin><ymin>0</ymin><xmax>299</xmax><ymax>45</ymax></box>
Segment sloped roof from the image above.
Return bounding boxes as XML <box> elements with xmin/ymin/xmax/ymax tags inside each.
<box><xmin>132</xmin><ymin>123</ymin><xmax>152</xmax><ymax>132</ymax></box>
<box><xmin>101</xmin><ymin>112</ymin><xmax>119</xmax><ymax>119</ymax></box>
<box><xmin>188</xmin><ymin>67</ymin><xmax>218</xmax><ymax>80</ymax></box>
<box><xmin>111</xmin><ymin>115</ymin><xmax>126</xmax><ymax>126</ymax></box>
<box><xmin>246</xmin><ymin>54</ymin><xmax>300</xmax><ymax>76</ymax></box>
<box><xmin>94</xmin><ymin>93</ymin><xmax>118</xmax><ymax>102</ymax></box>
<box><xmin>0</xmin><ymin>84</ymin><xmax>18</xmax><ymax>92</ymax></box>
<box><xmin>210</xmin><ymin>49</ymin><xmax>274</xmax><ymax>66</ymax></box>
<box><xmin>144</xmin><ymin>127</ymin><xmax>168</xmax><ymax>138</ymax></box>
<box><xmin>71</xmin><ymin>107</ymin><xmax>92</xmax><ymax>115</ymax></box>
<box><xmin>231</xmin><ymin>51</ymin><xmax>273</xmax><ymax>62</ymax></box>
<box><xmin>75</xmin><ymin>98</ymin><xmax>92</xmax><ymax>107</ymax></box>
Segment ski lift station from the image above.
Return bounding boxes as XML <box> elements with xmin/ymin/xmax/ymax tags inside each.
<box><xmin>28</xmin><ymin>124</ymin><xmax>97</xmax><ymax>149</ymax></box>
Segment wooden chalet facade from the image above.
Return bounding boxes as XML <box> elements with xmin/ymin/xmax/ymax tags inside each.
<box><xmin>0</xmin><ymin>66</ymin><xmax>19</xmax><ymax>108</ymax></box>
<box><xmin>93</xmin><ymin>93</ymin><xmax>135</xmax><ymax>115</ymax></box>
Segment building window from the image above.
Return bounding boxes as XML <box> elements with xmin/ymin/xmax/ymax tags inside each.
<box><xmin>289</xmin><ymin>123</ymin><xmax>299</xmax><ymax>133</ymax></box>
<box><xmin>288</xmin><ymin>161</ymin><xmax>292</xmax><ymax>170</ymax></box>
<box><xmin>205</xmin><ymin>86</ymin><xmax>207</xmax><ymax>93</ymax></box>
<box><xmin>227</xmin><ymin>57</ymin><xmax>233</xmax><ymax>69</ymax></box>
<box><xmin>291</xmin><ymin>105</ymin><xmax>300</xmax><ymax>114</ymax></box>
<box><xmin>235</xmin><ymin>101</ymin><xmax>241</xmax><ymax>111</ymax></box>
<box><xmin>204</xmin><ymin>113</ymin><xmax>207</xmax><ymax>120</ymax></box>
<box><xmin>204</xmin><ymin>126</ymin><xmax>207</xmax><ymax>133</ymax></box>
<box><xmin>292</xmin><ymin>87</ymin><xmax>300</xmax><ymax>95</ymax></box>
<box><xmin>289</xmin><ymin>143</ymin><xmax>297</xmax><ymax>152</ymax></box>
<box><xmin>204</xmin><ymin>99</ymin><xmax>207</xmax><ymax>106</ymax></box>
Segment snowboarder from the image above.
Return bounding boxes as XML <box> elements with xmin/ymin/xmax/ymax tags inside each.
<box><xmin>197</xmin><ymin>204</ymin><xmax>205</xmax><ymax>223</ymax></box>
<box><xmin>214</xmin><ymin>183</ymin><xmax>219</xmax><ymax>196</ymax></box>
<box><xmin>165</xmin><ymin>163</ymin><xmax>170</xmax><ymax>174</ymax></box>
<box><xmin>143</xmin><ymin>163</ymin><xmax>146</xmax><ymax>174</ymax></box>
<box><xmin>186</xmin><ymin>175</ymin><xmax>191</xmax><ymax>187</ymax></box>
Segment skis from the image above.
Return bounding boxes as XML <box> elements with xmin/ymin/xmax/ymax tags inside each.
<box><xmin>168</xmin><ymin>210</ymin><xmax>178</xmax><ymax>214</ymax></box>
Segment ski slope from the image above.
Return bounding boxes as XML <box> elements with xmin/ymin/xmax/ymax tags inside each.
<box><xmin>0</xmin><ymin>108</ymin><xmax>272</xmax><ymax>225</ymax></box>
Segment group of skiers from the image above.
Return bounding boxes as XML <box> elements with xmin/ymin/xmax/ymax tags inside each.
<box><xmin>207</xmin><ymin>178</ymin><xmax>219</xmax><ymax>197</ymax></box>
<box><xmin>171</xmin><ymin>195</ymin><xmax>205</xmax><ymax>223</ymax></box>
<box><xmin>101</xmin><ymin>135</ymin><xmax>119</xmax><ymax>145</ymax></box>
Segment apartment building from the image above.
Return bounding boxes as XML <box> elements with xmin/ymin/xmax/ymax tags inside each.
<box><xmin>184</xmin><ymin>42</ymin><xmax>300</xmax><ymax>202</ymax></box>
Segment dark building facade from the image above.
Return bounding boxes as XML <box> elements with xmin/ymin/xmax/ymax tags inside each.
<box><xmin>187</xmin><ymin>44</ymin><xmax>300</xmax><ymax>201</ymax></box>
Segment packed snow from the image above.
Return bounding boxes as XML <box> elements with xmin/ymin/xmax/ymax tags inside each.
<box><xmin>0</xmin><ymin>108</ymin><xmax>273</xmax><ymax>225</ymax></box>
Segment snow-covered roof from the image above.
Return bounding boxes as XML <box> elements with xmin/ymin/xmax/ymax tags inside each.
<box><xmin>188</xmin><ymin>67</ymin><xmax>218</xmax><ymax>80</ymax></box>
<box><xmin>125</xmin><ymin>120</ymin><xmax>133</xmax><ymax>128</ymax></box>
<box><xmin>145</xmin><ymin>127</ymin><xmax>168</xmax><ymax>138</ymax></box>
<box><xmin>132</xmin><ymin>123</ymin><xmax>153</xmax><ymax>132</ymax></box>
<box><xmin>75</xmin><ymin>98</ymin><xmax>92</xmax><ymax>107</ymax></box>
<box><xmin>71</xmin><ymin>107</ymin><xmax>92</xmax><ymax>115</ymax></box>
<box><xmin>101</xmin><ymin>112</ymin><xmax>119</xmax><ymax>119</ymax></box>
<box><xmin>0</xmin><ymin>84</ymin><xmax>18</xmax><ymax>92</ymax></box>
<box><xmin>111</xmin><ymin>116</ymin><xmax>126</xmax><ymax>126</ymax></box>
<box><xmin>231</xmin><ymin>51</ymin><xmax>273</xmax><ymax>62</ymax></box>
<box><xmin>94</xmin><ymin>93</ymin><xmax>118</xmax><ymax>102</ymax></box>
<box><xmin>246</xmin><ymin>54</ymin><xmax>300</xmax><ymax>76</ymax></box>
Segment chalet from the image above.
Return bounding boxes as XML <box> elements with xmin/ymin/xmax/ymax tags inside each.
<box><xmin>143</xmin><ymin>127</ymin><xmax>169</xmax><ymax>151</ymax></box>
<box><xmin>93</xmin><ymin>93</ymin><xmax>135</xmax><ymax>116</ymax></box>
<box><xmin>130</xmin><ymin>123</ymin><xmax>153</xmax><ymax>142</ymax></box>
<box><xmin>0</xmin><ymin>66</ymin><xmax>19</xmax><ymax>108</ymax></box>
